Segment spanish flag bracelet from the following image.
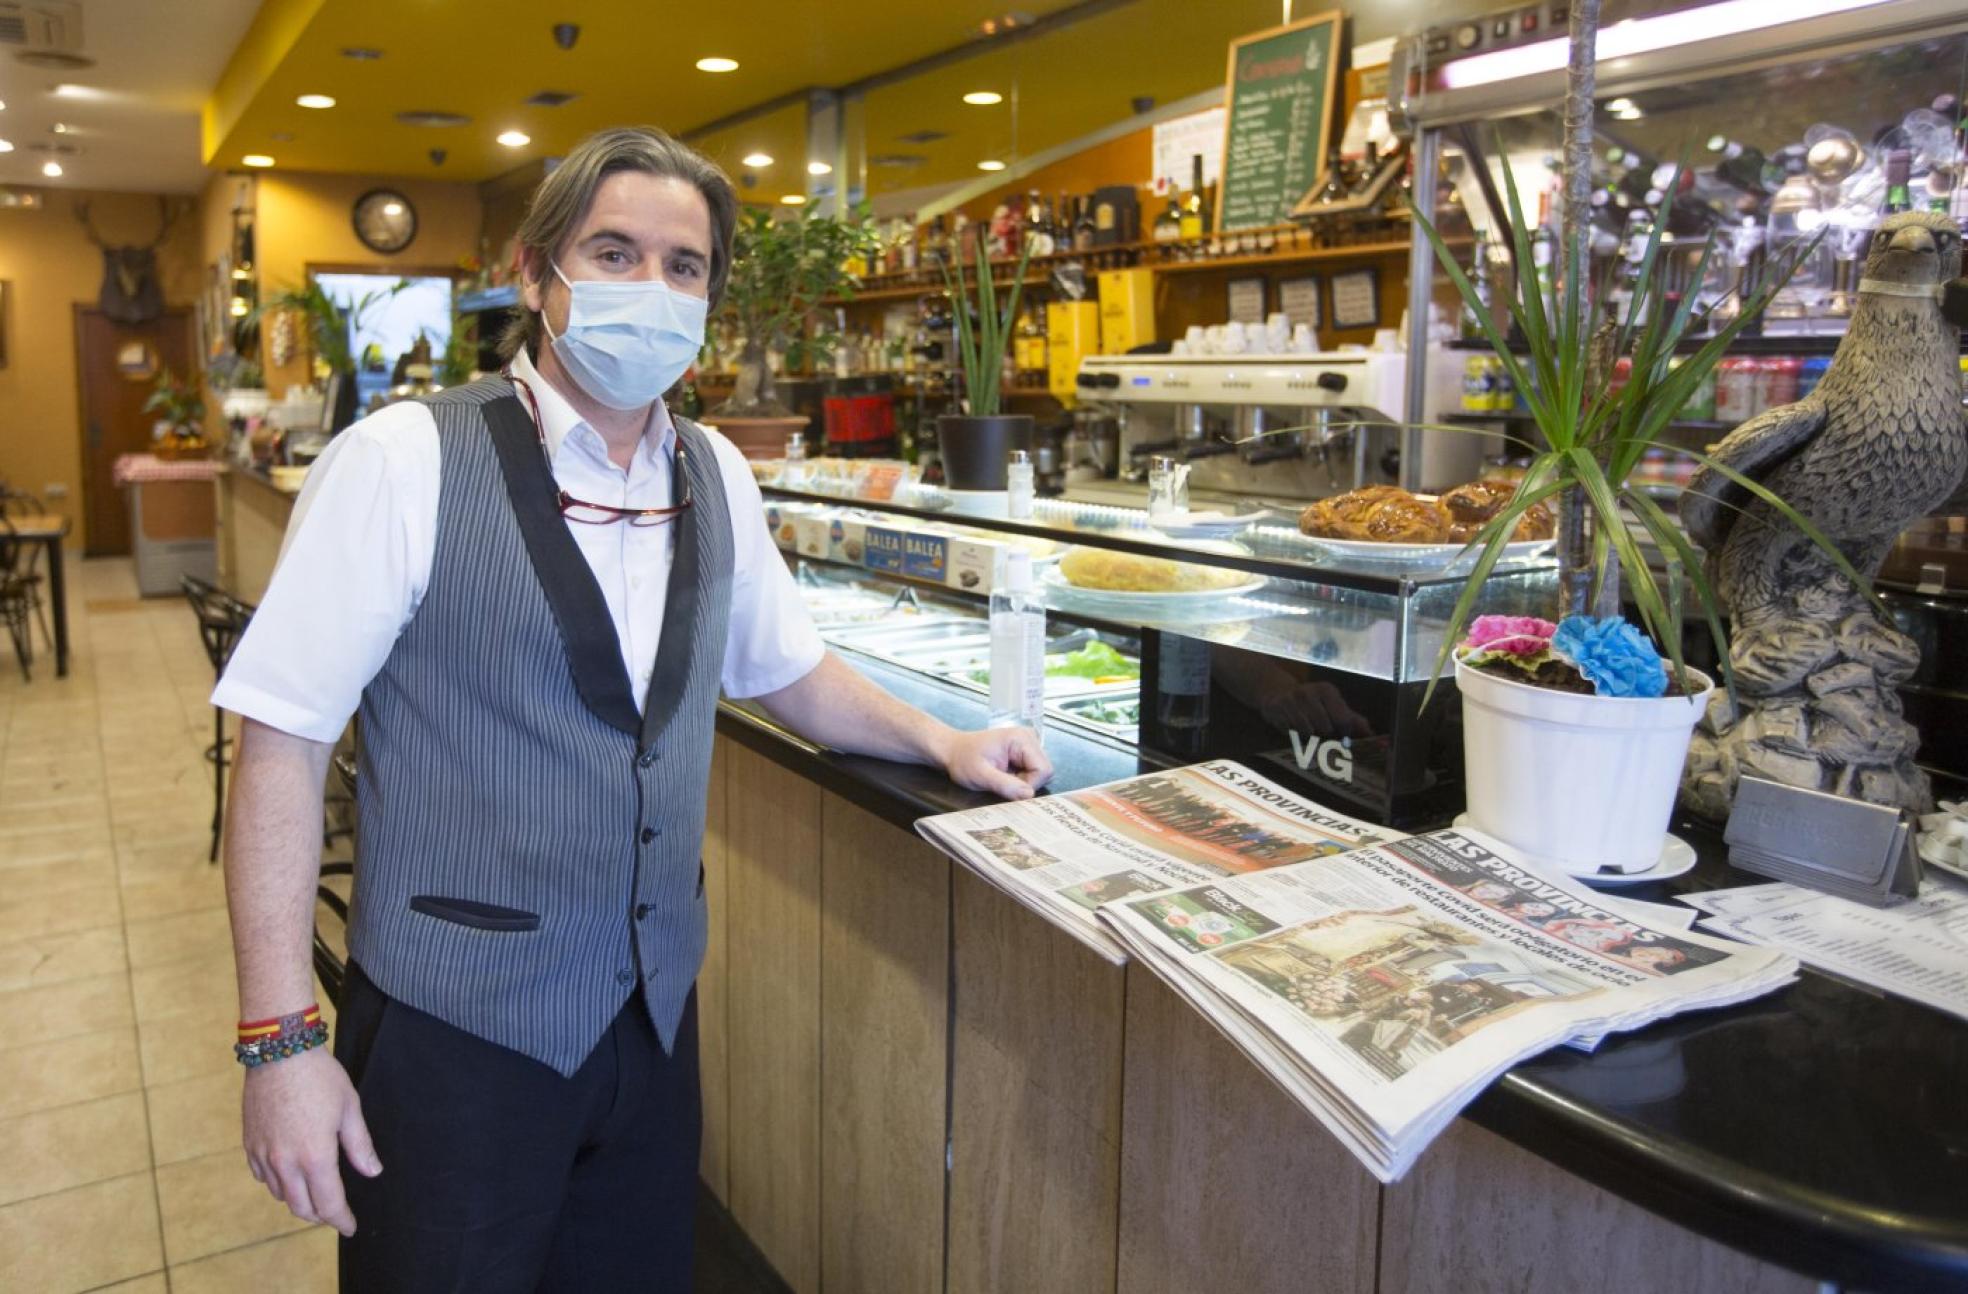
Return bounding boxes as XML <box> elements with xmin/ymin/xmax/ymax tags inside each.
<box><xmin>234</xmin><ymin>1005</ymin><xmax>328</xmax><ymax>1068</ymax></box>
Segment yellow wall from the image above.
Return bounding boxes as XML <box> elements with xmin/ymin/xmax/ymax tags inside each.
<box><xmin>252</xmin><ymin>171</ymin><xmax>482</xmax><ymax>395</ymax></box>
<box><xmin>0</xmin><ymin>191</ymin><xmax>204</xmax><ymax>548</ymax></box>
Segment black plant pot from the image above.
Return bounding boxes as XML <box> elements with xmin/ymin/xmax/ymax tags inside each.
<box><xmin>938</xmin><ymin>414</ymin><xmax>1034</xmax><ymax>491</ymax></box>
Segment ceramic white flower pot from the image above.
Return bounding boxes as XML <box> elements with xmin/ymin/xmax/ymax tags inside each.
<box><xmin>1454</xmin><ymin>656</ymin><xmax>1712</xmax><ymax>876</ymax></box>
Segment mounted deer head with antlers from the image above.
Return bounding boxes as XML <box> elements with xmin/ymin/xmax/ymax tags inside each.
<box><xmin>76</xmin><ymin>196</ymin><xmax>178</xmax><ymax>324</ymax></box>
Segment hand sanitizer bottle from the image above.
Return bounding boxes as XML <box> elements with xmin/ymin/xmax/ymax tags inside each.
<box><xmin>988</xmin><ymin>550</ymin><xmax>1046</xmax><ymax>738</ymax></box>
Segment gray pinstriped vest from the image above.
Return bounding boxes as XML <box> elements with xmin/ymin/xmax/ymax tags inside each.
<box><xmin>347</xmin><ymin>377</ymin><xmax>733</xmax><ymax>1076</ymax></box>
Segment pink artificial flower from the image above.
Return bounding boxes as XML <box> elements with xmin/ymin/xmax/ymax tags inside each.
<box><xmin>1463</xmin><ymin>615</ymin><xmax>1558</xmax><ymax>658</ymax></box>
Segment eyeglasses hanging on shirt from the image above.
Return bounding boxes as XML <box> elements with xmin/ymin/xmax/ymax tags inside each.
<box><xmin>508</xmin><ymin>370</ymin><xmax>693</xmax><ymax>528</ymax></box>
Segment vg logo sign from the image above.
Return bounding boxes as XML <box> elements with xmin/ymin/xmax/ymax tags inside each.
<box><xmin>1288</xmin><ymin>731</ymin><xmax>1353</xmax><ymax>784</ymax></box>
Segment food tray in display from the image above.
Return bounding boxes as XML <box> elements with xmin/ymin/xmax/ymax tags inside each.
<box><xmin>1302</xmin><ymin>534</ymin><xmax>1554</xmax><ymax>569</ymax></box>
<box><xmin>1039</xmin><ymin>564</ymin><xmax>1267</xmax><ymax>618</ymax></box>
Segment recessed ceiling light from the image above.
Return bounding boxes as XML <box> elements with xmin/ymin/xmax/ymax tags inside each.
<box><xmin>341</xmin><ymin>47</ymin><xmax>384</xmax><ymax>60</ymax></box>
<box><xmin>0</xmin><ymin>100</ymin><xmax>8</xmax><ymax>111</ymax></box>
<box><xmin>0</xmin><ymin>139</ymin><xmax>13</xmax><ymax>153</ymax></box>
<box><xmin>962</xmin><ymin>91</ymin><xmax>1003</xmax><ymax>106</ymax></box>
<box><xmin>41</xmin><ymin>160</ymin><xmax>62</xmax><ymax>177</ymax></box>
<box><xmin>779</xmin><ymin>193</ymin><xmax>807</xmax><ymax>205</ymax></box>
<box><xmin>742</xmin><ymin>152</ymin><xmax>773</xmax><ymax>167</ymax></box>
<box><xmin>496</xmin><ymin>130</ymin><xmax>531</xmax><ymax>147</ymax></box>
<box><xmin>977</xmin><ymin>159</ymin><xmax>1006</xmax><ymax>171</ymax></box>
<box><xmin>695</xmin><ymin>57</ymin><xmax>739</xmax><ymax>73</ymax></box>
<box><xmin>51</xmin><ymin>84</ymin><xmax>101</xmax><ymax>100</ymax></box>
<box><xmin>807</xmin><ymin>160</ymin><xmax>831</xmax><ymax>176</ymax></box>
<box><xmin>242</xmin><ymin>154</ymin><xmax>275</xmax><ymax>168</ymax></box>
<box><xmin>297</xmin><ymin>94</ymin><xmax>336</xmax><ymax>109</ymax></box>
<box><xmin>50</xmin><ymin>122</ymin><xmax>68</xmax><ymax>134</ymax></box>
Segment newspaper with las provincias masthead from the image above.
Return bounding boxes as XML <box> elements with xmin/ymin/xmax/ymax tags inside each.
<box><xmin>915</xmin><ymin>760</ymin><xmax>1398</xmax><ymax>962</ymax></box>
<box><xmin>915</xmin><ymin>761</ymin><xmax>1797</xmax><ymax>1182</ymax></box>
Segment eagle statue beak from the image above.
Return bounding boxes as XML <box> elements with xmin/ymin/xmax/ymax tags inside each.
<box><xmin>1887</xmin><ymin>223</ymin><xmax>1938</xmax><ymax>256</ymax></box>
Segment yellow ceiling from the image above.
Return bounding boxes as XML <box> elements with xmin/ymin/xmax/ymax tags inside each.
<box><xmin>204</xmin><ymin>0</ymin><xmax>1292</xmax><ymax>200</ymax></box>
<box><xmin>205</xmin><ymin>0</ymin><xmax>1085</xmax><ymax>181</ymax></box>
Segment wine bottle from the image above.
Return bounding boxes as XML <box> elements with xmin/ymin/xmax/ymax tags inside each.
<box><xmin>1073</xmin><ymin>195</ymin><xmax>1096</xmax><ymax>251</ymax></box>
<box><xmin>1179</xmin><ymin>154</ymin><xmax>1206</xmax><ymax>240</ymax></box>
<box><xmin>1153</xmin><ymin>187</ymin><xmax>1183</xmax><ymax>243</ymax></box>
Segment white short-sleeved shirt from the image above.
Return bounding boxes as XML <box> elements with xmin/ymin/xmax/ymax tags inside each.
<box><xmin>213</xmin><ymin>348</ymin><xmax>824</xmax><ymax>745</ymax></box>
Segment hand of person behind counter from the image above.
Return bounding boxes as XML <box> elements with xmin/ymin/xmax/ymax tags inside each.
<box><xmin>242</xmin><ymin>1047</ymin><xmax>381</xmax><ymax>1237</ymax></box>
<box><xmin>940</xmin><ymin>725</ymin><xmax>1054</xmax><ymax>801</ymax></box>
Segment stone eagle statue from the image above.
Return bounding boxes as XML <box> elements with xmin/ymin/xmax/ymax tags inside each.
<box><xmin>1680</xmin><ymin>210</ymin><xmax>1968</xmax><ymax>820</ymax></box>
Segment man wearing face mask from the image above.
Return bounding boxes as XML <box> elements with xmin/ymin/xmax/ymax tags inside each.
<box><xmin>212</xmin><ymin>126</ymin><xmax>1052</xmax><ymax>1292</ymax></box>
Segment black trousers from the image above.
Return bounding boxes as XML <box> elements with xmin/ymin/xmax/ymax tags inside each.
<box><xmin>334</xmin><ymin>962</ymin><xmax>700</xmax><ymax>1293</ymax></box>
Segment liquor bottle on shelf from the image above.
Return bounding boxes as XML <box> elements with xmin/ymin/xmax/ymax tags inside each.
<box><xmin>1709</xmin><ymin>136</ymin><xmax>1772</xmax><ymax>197</ymax></box>
<box><xmin>1883</xmin><ymin>148</ymin><xmax>1914</xmax><ymax>215</ymax></box>
<box><xmin>1180</xmin><ymin>154</ymin><xmax>1207</xmax><ymax>241</ymax></box>
<box><xmin>1153</xmin><ymin>186</ymin><xmax>1183</xmax><ymax>243</ymax></box>
<box><xmin>1073</xmin><ymin>195</ymin><xmax>1097</xmax><ymax>252</ymax></box>
<box><xmin>1460</xmin><ymin>239</ymin><xmax>1494</xmax><ymax>339</ymax></box>
<box><xmin>1317</xmin><ymin>146</ymin><xmax>1349</xmax><ymax>204</ymax></box>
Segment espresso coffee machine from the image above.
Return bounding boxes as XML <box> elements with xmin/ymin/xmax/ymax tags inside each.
<box><xmin>1070</xmin><ymin>350</ymin><xmax>1478</xmax><ymax>505</ymax></box>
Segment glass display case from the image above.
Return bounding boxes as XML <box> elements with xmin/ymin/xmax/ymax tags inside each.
<box><xmin>761</xmin><ymin>473</ymin><xmax>1556</xmax><ymax>826</ymax></box>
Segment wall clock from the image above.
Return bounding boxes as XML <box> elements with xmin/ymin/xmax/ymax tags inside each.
<box><xmin>352</xmin><ymin>188</ymin><xmax>417</xmax><ymax>255</ymax></box>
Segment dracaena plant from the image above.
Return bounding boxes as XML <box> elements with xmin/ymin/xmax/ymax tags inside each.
<box><xmin>1409</xmin><ymin>160</ymin><xmax>1873</xmax><ymax>704</ymax></box>
<box><xmin>939</xmin><ymin>223</ymin><xmax>1036</xmax><ymax>417</ymax></box>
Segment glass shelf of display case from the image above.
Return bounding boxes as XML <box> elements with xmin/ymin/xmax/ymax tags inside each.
<box><xmin>758</xmin><ymin>480</ymin><xmax>1556</xmax><ymax>686</ymax></box>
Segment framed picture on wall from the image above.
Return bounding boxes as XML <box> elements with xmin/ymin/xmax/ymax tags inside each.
<box><xmin>1330</xmin><ymin>268</ymin><xmax>1380</xmax><ymax>330</ymax></box>
<box><xmin>1278</xmin><ymin>276</ymin><xmax>1320</xmax><ymax>331</ymax></box>
<box><xmin>1226</xmin><ymin>277</ymin><xmax>1266</xmax><ymax>324</ymax></box>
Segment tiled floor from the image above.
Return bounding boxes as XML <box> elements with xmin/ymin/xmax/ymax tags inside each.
<box><xmin>0</xmin><ymin>558</ymin><xmax>338</xmax><ymax>1292</ymax></box>
<box><xmin>0</xmin><ymin>558</ymin><xmax>785</xmax><ymax>1294</ymax></box>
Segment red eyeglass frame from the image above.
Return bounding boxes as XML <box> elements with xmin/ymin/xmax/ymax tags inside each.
<box><xmin>507</xmin><ymin>371</ymin><xmax>692</xmax><ymax>527</ymax></box>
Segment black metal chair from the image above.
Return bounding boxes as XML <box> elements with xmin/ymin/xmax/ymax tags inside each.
<box><xmin>0</xmin><ymin>488</ymin><xmax>52</xmax><ymax>651</ymax></box>
<box><xmin>181</xmin><ymin>575</ymin><xmax>257</xmax><ymax>862</ymax></box>
<box><xmin>0</xmin><ymin>518</ymin><xmax>36</xmax><ymax>681</ymax></box>
<box><xmin>314</xmin><ymin>861</ymin><xmax>353</xmax><ymax>1008</ymax></box>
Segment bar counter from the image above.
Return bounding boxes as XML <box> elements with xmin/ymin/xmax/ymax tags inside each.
<box><xmin>707</xmin><ymin>651</ymin><xmax>1968</xmax><ymax>1294</ymax></box>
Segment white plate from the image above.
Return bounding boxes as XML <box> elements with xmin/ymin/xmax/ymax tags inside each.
<box><xmin>1040</xmin><ymin>564</ymin><xmax>1267</xmax><ymax>618</ymax></box>
<box><xmin>1452</xmin><ymin>816</ymin><xmax>1698</xmax><ymax>886</ymax></box>
<box><xmin>1306</xmin><ymin>534</ymin><xmax>1554</xmax><ymax>568</ymax></box>
<box><xmin>1148</xmin><ymin>509</ymin><xmax>1272</xmax><ymax>539</ymax></box>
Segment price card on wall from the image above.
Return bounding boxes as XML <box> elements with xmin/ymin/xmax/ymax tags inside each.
<box><xmin>1330</xmin><ymin>268</ymin><xmax>1380</xmax><ymax>330</ymax></box>
<box><xmin>1151</xmin><ymin>107</ymin><xmax>1225</xmax><ymax>196</ymax></box>
<box><xmin>1227</xmin><ymin>278</ymin><xmax>1266</xmax><ymax>324</ymax></box>
<box><xmin>1278</xmin><ymin>276</ymin><xmax>1320</xmax><ymax>331</ymax></box>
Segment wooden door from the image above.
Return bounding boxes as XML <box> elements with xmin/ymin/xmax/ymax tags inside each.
<box><xmin>74</xmin><ymin>306</ymin><xmax>195</xmax><ymax>556</ymax></box>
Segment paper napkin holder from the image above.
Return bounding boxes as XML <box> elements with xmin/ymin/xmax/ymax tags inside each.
<box><xmin>1724</xmin><ymin>775</ymin><xmax>1922</xmax><ymax>906</ymax></box>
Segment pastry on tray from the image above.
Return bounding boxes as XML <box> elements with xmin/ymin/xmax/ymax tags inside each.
<box><xmin>1059</xmin><ymin>546</ymin><xmax>1250</xmax><ymax>593</ymax></box>
<box><xmin>1297</xmin><ymin>480</ymin><xmax>1555</xmax><ymax>545</ymax></box>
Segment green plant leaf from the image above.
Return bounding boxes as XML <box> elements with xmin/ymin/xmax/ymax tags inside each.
<box><xmin>1625</xmin><ymin>486</ymin><xmax>1735</xmax><ymax>703</ymax></box>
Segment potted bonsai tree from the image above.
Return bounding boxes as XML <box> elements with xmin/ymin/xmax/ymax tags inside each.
<box><xmin>1412</xmin><ymin>0</ymin><xmax>1869</xmax><ymax>878</ymax></box>
<box><xmin>706</xmin><ymin>204</ymin><xmax>879</xmax><ymax>458</ymax></box>
<box><xmin>938</xmin><ymin>224</ymin><xmax>1036</xmax><ymax>491</ymax></box>
<box><xmin>143</xmin><ymin>368</ymin><xmax>207</xmax><ymax>459</ymax></box>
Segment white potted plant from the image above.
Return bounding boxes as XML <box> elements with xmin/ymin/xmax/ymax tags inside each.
<box><xmin>1412</xmin><ymin>0</ymin><xmax>1871</xmax><ymax>876</ymax></box>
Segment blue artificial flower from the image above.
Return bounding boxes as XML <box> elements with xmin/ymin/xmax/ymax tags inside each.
<box><xmin>1551</xmin><ymin>616</ymin><xmax>1668</xmax><ymax>699</ymax></box>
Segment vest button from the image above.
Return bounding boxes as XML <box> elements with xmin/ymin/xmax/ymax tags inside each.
<box><xmin>615</xmin><ymin>969</ymin><xmax>634</xmax><ymax>986</ymax></box>
<box><xmin>639</xmin><ymin>826</ymin><xmax>658</xmax><ymax>844</ymax></box>
<box><xmin>634</xmin><ymin>903</ymin><xmax>651</xmax><ymax>920</ymax></box>
<box><xmin>638</xmin><ymin>749</ymin><xmax>659</xmax><ymax>768</ymax></box>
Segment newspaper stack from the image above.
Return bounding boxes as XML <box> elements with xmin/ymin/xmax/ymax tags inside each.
<box><xmin>918</xmin><ymin>763</ymin><xmax>1798</xmax><ymax>1182</ymax></box>
<box><xmin>918</xmin><ymin>760</ymin><xmax>1399</xmax><ymax>961</ymax></box>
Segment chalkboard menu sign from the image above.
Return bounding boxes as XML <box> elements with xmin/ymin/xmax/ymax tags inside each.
<box><xmin>1215</xmin><ymin>12</ymin><xmax>1343</xmax><ymax>233</ymax></box>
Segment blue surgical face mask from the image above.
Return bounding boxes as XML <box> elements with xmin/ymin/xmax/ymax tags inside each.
<box><xmin>543</xmin><ymin>261</ymin><xmax>708</xmax><ymax>411</ymax></box>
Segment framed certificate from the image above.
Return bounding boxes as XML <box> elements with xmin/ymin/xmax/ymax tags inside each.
<box><xmin>1330</xmin><ymin>268</ymin><xmax>1380</xmax><ymax>330</ymax></box>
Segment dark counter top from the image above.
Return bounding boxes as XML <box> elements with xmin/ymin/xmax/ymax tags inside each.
<box><xmin>717</xmin><ymin>653</ymin><xmax>1968</xmax><ymax>1292</ymax></box>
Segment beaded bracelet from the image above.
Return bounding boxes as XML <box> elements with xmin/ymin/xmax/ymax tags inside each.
<box><xmin>234</xmin><ymin>1006</ymin><xmax>329</xmax><ymax>1069</ymax></box>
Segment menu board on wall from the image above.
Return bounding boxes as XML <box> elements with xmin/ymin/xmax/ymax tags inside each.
<box><xmin>1215</xmin><ymin>12</ymin><xmax>1343</xmax><ymax>233</ymax></box>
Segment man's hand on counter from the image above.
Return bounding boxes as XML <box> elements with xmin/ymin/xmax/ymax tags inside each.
<box><xmin>755</xmin><ymin>652</ymin><xmax>1053</xmax><ymax>800</ymax></box>
<box><xmin>936</xmin><ymin>726</ymin><xmax>1054</xmax><ymax>801</ymax></box>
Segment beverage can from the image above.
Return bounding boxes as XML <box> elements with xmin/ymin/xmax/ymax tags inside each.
<box><xmin>1607</xmin><ymin>356</ymin><xmax>1633</xmax><ymax>401</ymax></box>
<box><xmin>1462</xmin><ymin>354</ymin><xmax>1493</xmax><ymax>413</ymax></box>
<box><xmin>1682</xmin><ymin>360</ymin><xmax>1718</xmax><ymax>422</ymax></box>
<box><xmin>1714</xmin><ymin>356</ymin><xmax>1757</xmax><ymax>423</ymax></box>
<box><xmin>1489</xmin><ymin>357</ymin><xmax>1516</xmax><ymax>412</ymax></box>
<box><xmin>1759</xmin><ymin>356</ymin><xmax>1801</xmax><ymax>412</ymax></box>
<box><xmin>1798</xmin><ymin>355</ymin><xmax>1832</xmax><ymax>400</ymax></box>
